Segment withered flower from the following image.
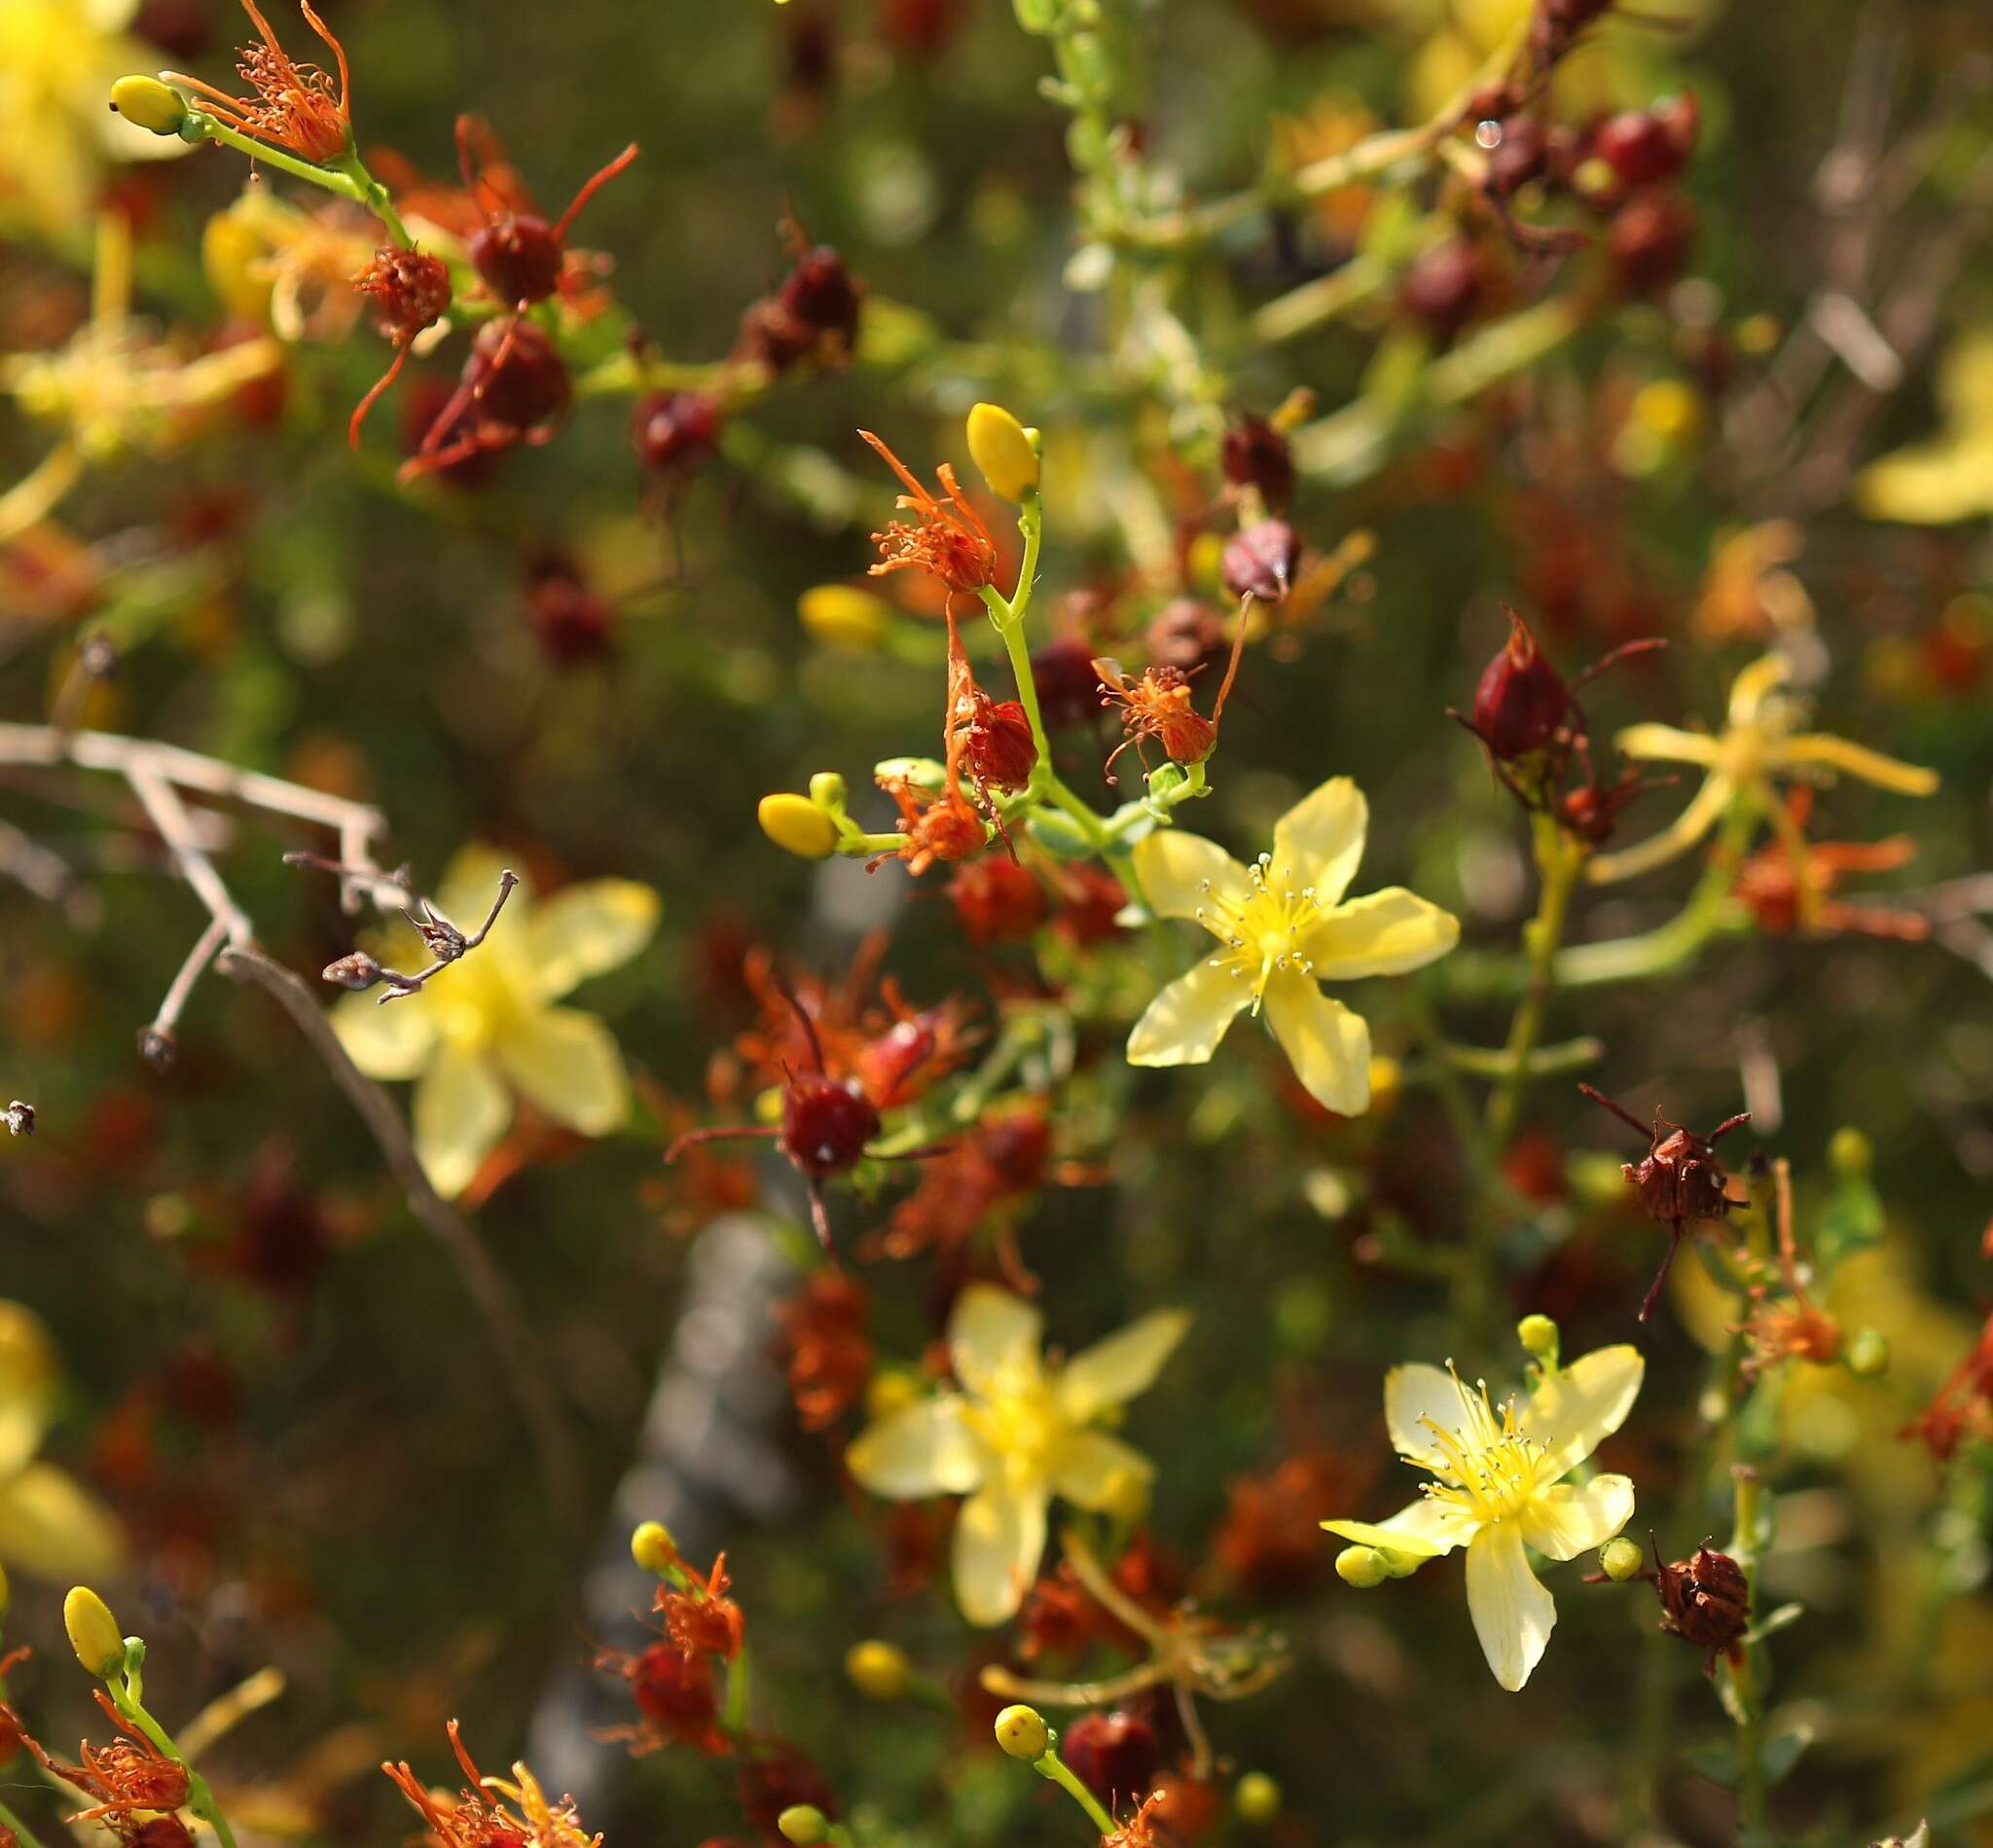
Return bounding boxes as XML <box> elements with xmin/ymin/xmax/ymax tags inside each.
<box><xmin>383</xmin><ymin>1721</ymin><xmax>599</xmax><ymax>1848</ymax></box>
<box><xmin>165</xmin><ymin>1</ymin><xmax>353</xmax><ymax>165</ymax></box>
<box><xmin>859</xmin><ymin>430</ymin><xmax>997</xmax><ymax>596</ymax></box>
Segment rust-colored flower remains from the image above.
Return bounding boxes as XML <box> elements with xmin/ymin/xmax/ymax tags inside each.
<box><xmin>18</xmin><ymin>1693</ymin><xmax>191</xmax><ymax>1839</ymax></box>
<box><xmin>657</xmin><ymin>1549</ymin><xmax>747</xmax><ymax>1664</ymax></box>
<box><xmin>348</xmin><ymin>245</ymin><xmax>452</xmax><ymax>448</ymax></box>
<box><xmin>859</xmin><ymin>430</ymin><xmax>997</xmax><ymax>596</ymax></box>
<box><xmin>164</xmin><ymin>1</ymin><xmax>354</xmax><ymax>166</ymax></box>
<box><xmin>383</xmin><ymin>1721</ymin><xmax>600</xmax><ymax>1848</ymax></box>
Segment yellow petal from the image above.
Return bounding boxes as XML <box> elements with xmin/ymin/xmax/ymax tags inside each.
<box><xmin>412</xmin><ymin>1046</ymin><xmax>511</xmax><ymax>1198</ymax></box>
<box><xmin>0</xmin><ymin>1462</ymin><xmax>127</xmax><ymax>1581</ymax></box>
<box><xmin>1126</xmin><ymin>960</ymin><xmax>1249</xmax><ymax>1067</ymax></box>
<box><xmin>1304</xmin><ymin>888</ymin><xmax>1460</xmax><ymax>981</ymax></box>
<box><xmin>0</xmin><ymin>1302</ymin><xmax>57</xmax><ymax>1479</ymax></box>
<box><xmin>952</xmin><ymin>1482</ymin><xmax>1049</xmax><ymax>1627</ymax></box>
<box><xmin>1051</xmin><ymin>1429</ymin><xmax>1153</xmax><ymax>1511</ymax></box>
<box><xmin>1262</xmin><ymin>973</ymin><xmax>1370</xmax><ymax>1114</ymax></box>
<box><xmin>495</xmin><ymin>1004</ymin><xmax>630</xmax><ymax>1136</ymax></box>
<box><xmin>1324</xmin><ymin>1498</ymin><xmax>1477</xmax><ymax>1560</ymax></box>
<box><xmin>948</xmin><ymin>1285</ymin><xmax>1043</xmax><ymax>1400</ymax></box>
<box><xmin>1465</xmin><ymin>1520</ymin><xmax>1556</xmax><ymax>1691</ymax></box>
<box><xmin>1773</xmin><ymin>732</ymin><xmax>1939</xmax><ymax>797</ymax></box>
<box><xmin>1130</xmin><ymin>830</ymin><xmax>1250</xmax><ymax>927</ymax></box>
<box><xmin>526</xmin><ymin>880</ymin><xmax>661</xmax><ymax>1000</ymax></box>
<box><xmin>1614</xmin><ymin>722</ymin><xmax>1721</xmax><ymax>767</ymax></box>
<box><xmin>1855</xmin><ymin>439</ymin><xmax>1993</xmax><ymax>525</ymax></box>
<box><xmin>1270</xmin><ymin>777</ymin><xmax>1366</xmax><ymax>901</ymax></box>
<box><xmin>1519</xmin><ymin>1473</ymin><xmax>1636</xmax><ymax>1562</ymax></box>
<box><xmin>1726</xmin><ymin>653</ymin><xmax>1792</xmax><ymax>727</ymax></box>
<box><xmin>1520</xmin><ymin>1344</ymin><xmax>1645</xmax><ymax>1479</ymax></box>
<box><xmin>1584</xmin><ymin>772</ymin><xmax>1734</xmax><ymax>886</ymax></box>
<box><xmin>1384</xmin><ymin>1361</ymin><xmax>1469</xmax><ymax>1472</ymax></box>
<box><xmin>436</xmin><ymin>844</ymin><xmax>527</xmax><ymax>924</ymax></box>
<box><xmin>1059</xmin><ymin>1308</ymin><xmax>1191</xmax><ymax>1423</ymax></box>
<box><xmin>331</xmin><ymin>986</ymin><xmax>439</xmax><ymax>1079</ymax></box>
<box><xmin>847</xmin><ymin>1395</ymin><xmax>981</xmax><ymax>1499</ymax></box>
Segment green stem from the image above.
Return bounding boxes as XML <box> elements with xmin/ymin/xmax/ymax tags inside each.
<box><xmin>1726</xmin><ymin>1468</ymin><xmax>1773</xmax><ymax>1843</ymax></box>
<box><xmin>1485</xmin><ymin>820</ymin><xmax>1586</xmax><ymax>1152</ymax></box>
<box><xmin>722</xmin><ymin>1642</ymin><xmax>753</xmax><ymax>1733</ymax></box>
<box><xmin>1034</xmin><ymin>1743</ymin><xmax>1118</xmax><ymax>1836</ymax></box>
<box><xmin>104</xmin><ymin>1660</ymin><xmax>238</xmax><ymax>1848</ymax></box>
<box><xmin>0</xmin><ymin>1795</ymin><xmax>52</xmax><ymax>1848</ymax></box>
<box><xmin>187</xmin><ymin>117</ymin><xmax>409</xmax><ymax>247</ymax></box>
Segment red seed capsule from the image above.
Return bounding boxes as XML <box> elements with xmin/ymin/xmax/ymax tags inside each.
<box><xmin>1610</xmin><ymin>191</ymin><xmax>1695</xmax><ymax>299</ymax></box>
<box><xmin>1400</xmin><ymin>240</ymin><xmax>1484</xmax><ymax>340</ymax></box>
<box><xmin>1219</xmin><ymin>415</ymin><xmax>1295</xmax><ymax>513</ymax></box>
<box><xmin>633</xmin><ymin>389</ymin><xmax>720</xmax><ymax>476</ymax></box>
<box><xmin>1060</xmin><ymin>1712</ymin><xmax>1163</xmax><ymax>1812</ymax></box>
<box><xmin>781</xmin><ymin>1073</ymin><xmax>882</xmax><ymax>1178</ymax></box>
<box><xmin>1220</xmin><ymin>520</ymin><xmax>1299</xmax><ymax>602</ymax></box>
<box><xmin>949</xmin><ymin>856</ymin><xmax>1046</xmax><ymax>945</ymax></box>
<box><xmin>1032</xmin><ymin>634</ymin><xmax>1105</xmax><ymax>730</ymax></box>
<box><xmin>1593</xmin><ymin>109</ymin><xmax>1687</xmax><ymax>188</ymax></box>
<box><xmin>1471</xmin><ymin>610</ymin><xmax>1570</xmax><ymax>759</ymax></box>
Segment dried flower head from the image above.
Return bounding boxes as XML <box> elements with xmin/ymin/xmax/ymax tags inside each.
<box><xmin>164</xmin><ymin>1</ymin><xmax>353</xmax><ymax>165</ymax></box>
<box><xmin>859</xmin><ymin>430</ymin><xmax>997</xmax><ymax>596</ymax></box>
<box><xmin>384</xmin><ymin>1722</ymin><xmax>600</xmax><ymax>1848</ymax></box>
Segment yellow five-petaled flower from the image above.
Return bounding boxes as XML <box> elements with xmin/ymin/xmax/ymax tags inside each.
<box><xmin>333</xmin><ymin>846</ymin><xmax>660</xmax><ymax>1199</ymax></box>
<box><xmin>847</xmin><ymin>1285</ymin><xmax>1189</xmax><ymax>1626</ymax></box>
<box><xmin>1587</xmin><ymin>653</ymin><xmax>1939</xmax><ymax>886</ymax></box>
<box><xmin>1324</xmin><ymin>1345</ymin><xmax>1645</xmax><ymax>1691</ymax></box>
<box><xmin>1126</xmin><ymin>778</ymin><xmax>1459</xmax><ymax>1116</ymax></box>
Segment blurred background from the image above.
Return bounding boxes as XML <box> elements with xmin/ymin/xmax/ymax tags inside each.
<box><xmin>3</xmin><ymin>0</ymin><xmax>1993</xmax><ymax>1843</ymax></box>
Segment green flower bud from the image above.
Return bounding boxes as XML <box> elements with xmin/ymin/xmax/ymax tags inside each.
<box><xmin>64</xmin><ymin>1586</ymin><xmax>126</xmax><ymax>1678</ymax></box>
<box><xmin>808</xmin><ymin>771</ymin><xmax>849</xmax><ymax>815</ymax></box>
<box><xmin>1846</xmin><ymin>1327</ymin><xmax>1890</xmax><ymax>1378</ymax></box>
<box><xmin>1235</xmin><ymin>1772</ymin><xmax>1282</xmax><ymax>1825</ymax></box>
<box><xmin>1335</xmin><ymin>1545</ymin><xmax>1389</xmax><ymax>1589</ymax></box>
<box><xmin>777</xmin><ymin>1805</ymin><xmax>827</xmax><ymax>1845</ymax></box>
<box><xmin>1516</xmin><ymin>1313</ymin><xmax>1560</xmax><ymax>1363</ymax></box>
<box><xmin>109</xmin><ymin>76</ymin><xmax>189</xmax><ymax>136</ymax></box>
<box><xmin>995</xmin><ymin>1703</ymin><xmax>1049</xmax><ymax>1759</ymax></box>
<box><xmin>1828</xmin><ymin>1126</ymin><xmax>1872</xmax><ymax>1179</ymax></box>
<box><xmin>1599</xmin><ymin>1537</ymin><xmax>1645</xmax><ymax>1582</ymax></box>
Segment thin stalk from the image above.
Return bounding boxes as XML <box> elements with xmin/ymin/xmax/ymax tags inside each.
<box><xmin>0</xmin><ymin>1796</ymin><xmax>52</xmax><ymax>1848</ymax></box>
<box><xmin>1035</xmin><ymin>1743</ymin><xmax>1118</xmax><ymax>1836</ymax></box>
<box><xmin>1485</xmin><ymin>820</ymin><xmax>1586</xmax><ymax>1151</ymax></box>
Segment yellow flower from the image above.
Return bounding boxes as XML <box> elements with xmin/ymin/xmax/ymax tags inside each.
<box><xmin>1856</xmin><ymin>331</ymin><xmax>1993</xmax><ymax>525</ymax></box>
<box><xmin>1126</xmin><ymin>779</ymin><xmax>1459</xmax><ymax>1116</ymax></box>
<box><xmin>0</xmin><ymin>0</ymin><xmax>188</xmax><ymax>241</ymax></box>
<box><xmin>0</xmin><ymin>1300</ymin><xmax>126</xmax><ymax>1582</ymax></box>
<box><xmin>846</xmin><ymin>1285</ymin><xmax>1189</xmax><ymax>1626</ymax></box>
<box><xmin>1587</xmin><ymin>653</ymin><xmax>1939</xmax><ymax>885</ymax></box>
<box><xmin>1324</xmin><ymin>1346</ymin><xmax>1644</xmax><ymax>1690</ymax></box>
<box><xmin>333</xmin><ymin>846</ymin><xmax>660</xmax><ymax>1198</ymax></box>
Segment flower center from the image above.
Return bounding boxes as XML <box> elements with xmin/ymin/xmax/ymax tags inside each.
<box><xmin>1415</xmin><ymin>1370</ymin><xmax>1547</xmax><ymax>1526</ymax></box>
<box><xmin>1196</xmin><ymin>853</ymin><xmax>1328</xmax><ymax>1010</ymax></box>
<box><xmin>962</xmin><ymin>1362</ymin><xmax>1071</xmax><ymax>1490</ymax></box>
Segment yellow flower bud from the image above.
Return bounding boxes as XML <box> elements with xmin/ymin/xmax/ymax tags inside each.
<box><xmin>845</xmin><ymin>1639</ymin><xmax>911</xmax><ymax>1701</ymax></box>
<box><xmin>965</xmin><ymin>402</ymin><xmax>1039</xmax><ymax>502</ymax></box>
<box><xmin>758</xmin><ymin>793</ymin><xmax>838</xmax><ymax>861</ymax></box>
<box><xmin>110</xmin><ymin>76</ymin><xmax>189</xmax><ymax>135</ymax></box>
<box><xmin>1365</xmin><ymin>1055</ymin><xmax>1402</xmax><ymax>1118</ymax></box>
<box><xmin>1334</xmin><ymin>1545</ymin><xmax>1389</xmax><ymax>1589</ymax></box>
<box><xmin>777</xmin><ymin>1805</ymin><xmax>827</xmax><ymax>1844</ymax></box>
<box><xmin>1828</xmin><ymin>1126</ymin><xmax>1872</xmax><ymax>1179</ymax></box>
<box><xmin>798</xmin><ymin>585</ymin><xmax>890</xmax><ymax>651</ymax></box>
<box><xmin>1235</xmin><ymin>1772</ymin><xmax>1282</xmax><ymax>1825</ymax></box>
<box><xmin>631</xmin><ymin>1520</ymin><xmax>677</xmax><ymax>1574</ymax></box>
<box><xmin>1599</xmin><ymin>1538</ymin><xmax>1645</xmax><ymax>1582</ymax></box>
<box><xmin>64</xmin><ymin>1586</ymin><xmax>126</xmax><ymax>1677</ymax></box>
<box><xmin>1516</xmin><ymin>1314</ymin><xmax>1560</xmax><ymax>1363</ymax></box>
<box><xmin>864</xmin><ymin>1370</ymin><xmax>923</xmax><ymax>1423</ymax></box>
<box><xmin>994</xmin><ymin>1704</ymin><xmax>1049</xmax><ymax>1760</ymax></box>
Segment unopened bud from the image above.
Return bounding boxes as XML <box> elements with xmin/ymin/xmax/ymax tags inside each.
<box><xmin>322</xmin><ymin>951</ymin><xmax>383</xmax><ymax>992</ymax></box>
<box><xmin>777</xmin><ymin>1805</ymin><xmax>827</xmax><ymax>1845</ymax></box>
<box><xmin>965</xmin><ymin>402</ymin><xmax>1039</xmax><ymax>502</ymax></box>
<box><xmin>864</xmin><ymin>1370</ymin><xmax>922</xmax><ymax>1423</ymax></box>
<box><xmin>64</xmin><ymin>1586</ymin><xmax>127</xmax><ymax>1677</ymax></box>
<box><xmin>1516</xmin><ymin>1313</ymin><xmax>1560</xmax><ymax>1363</ymax></box>
<box><xmin>1845</xmin><ymin>1327</ymin><xmax>1889</xmax><ymax>1378</ymax></box>
<box><xmin>799</xmin><ymin>585</ymin><xmax>890</xmax><ymax>651</ymax></box>
<box><xmin>631</xmin><ymin>1520</ymin><xmax>677</xmax><ymax>1574</ymax></box>
<box><xmin>845</xmin><ymin>1639</ymin><xmax>911</xmax><ymax>1701</ymax></box>
<box><xmin>1599</xmin><ymin>1537</ymin><xmax>1645</xmax><ymax>1582</ymax></box>
<box><xmin>137</xmin><ymin>1026</ymin><xmax>177</xmax><ymax>1071</ymax></box>
<box><xmin>808</xmin><ymin>771</ymin><xmax>849</xmax><ymax>814</ymax></box>
<box><xmin>994</xmin><ymin>1703</ymin><xmax>1049</xmax><ymax>1760</ymax></box>
<box><xmin>759</xmin><ymin>792</ymin><xmax>838</xmax><ymax>860</ymax></box>
<box><xmin>1335</xmin><ymin>1545</ymin><xmax>1389</xmax><ymax>1588</ymax></box>
<box><xmin>109</xmin><ymin>76</ymin><xmax>189</xmax><ymax>135</ymax></box>
<box><xmin>1219</xmin><ymin>415</ymin><xmax>1294</xmax><ymax>514</ymax></box>
<box><xmin>1828</xmin><ymin>1125</ymin><xmax>1871</xmax><ymax>1179</ymax></box>
<box><xmin>1471</xmin><ymin>610</ymin><xmax>1568</xmax><ymax>760</ymax></box>
<box><xmin>1235</xmin><ymin>1772</ymin><xmax>1281</xmax><ymax>1825</ymax></box>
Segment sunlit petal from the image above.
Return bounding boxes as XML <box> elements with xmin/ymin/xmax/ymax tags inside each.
<box><xmin>1519</xmin><ymin>1344</ymin><xmax>1646</xmax><ymax>1480</ymax></box>
<box><xmin>1726</xmin><ymin>654</ymin><xmax>1792</xmax><ymax>727</ymax></box>
<box><xmin>0</xmin><ymin>1462</ymin><xmax>127</xmax><ymax>1581</ymax></box>
<box><xmin>1131</xmin><ymin>830</ymin><xmax>1250</xmax><ymax>929</ymax></box>
<box><xmin>948</xmin><ymin>1284</ymin><xmax>1043</xmax><ymax>1400</ymax></box>
<box><xmin>1465</xmin><ymin>1520</ymin><xmax>1556</xmax><ymax>1692</ymax></box>
<box><xmin>331</xmin><ymin>988</ymin><xmax>438</xmax><ymax>1079</ymax></box>
<box><xmin>1385</xmin><ymin>1362</ymin><xmax>1470</xmax><ymax>1472</ymax></box>
<box><xmin>1262</xmin><ymin>974</ymin><xmax>1370</xmax><ymax>1114</ymax></box>
<box><xmin>1519</xmin><ymin>1473</ymin><xmax>1636</xmax><ymax>1563</ymax></box>
<box><xmin>495</xmin><ymin>1004</ymin><xmax>630</xmax><ymax>1136</ymax></box>
<box><xmin>1585</xmin><ymin>772</ymin><xmax>1734</xmax><ymax>886</ymax></box>
<box><xmin>1323</xmin><ymin>1498</ymin><xmax>1477</xmax><ymax>1560</ymax></box>
<box><xmin>1051</xmin><ymin>1428</ymin><xmax>1154</xmax><ymax>1511</ymax></box>
<box><xmin>1303</xmin><ymin>888</ymin><xmax>1460</xmax><ymax>981</ymax></box>
<box><xmin>1774</xmin><ymin>733</ymin><xmax>1939</xmax><ymax>797</ymax></box>
<box><xmin>1270</xmin><ymin>777</ymin><xmax>1366</xmax><ymax>901</ymax></box>
<box><xmin>412</xmin><ymin>1045</ymin><xmax>511</xmax><ymax>1199</ymax></box>
<box><xmin>846</xmin><ymin>1395</ymin><xmax>981</xmax><ymax>1499</ymax></box>
<box><xmin>953</xmin><ymin>1482</ymin><xmax>1049</xmax><ymax>1627</ymax></box>
<box><xmin>1615</xmin><ymin>722</ymin><xmax>1721</xmax><ymax>767</ymax></box>
<box><xmin>1059</xmin><ymin>1308</ymin><xmax>1191</xmax><ymax>1422</ymax></box>
<box><xmin>1126</xmin><ymin>960</ymin><xmax>1249</xmax><ymax>1067</ymax></box>
<box><xmin>526</xmin><ymin>879</ymin><xmax>662</xmax><ymax>1000</ymax></box>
